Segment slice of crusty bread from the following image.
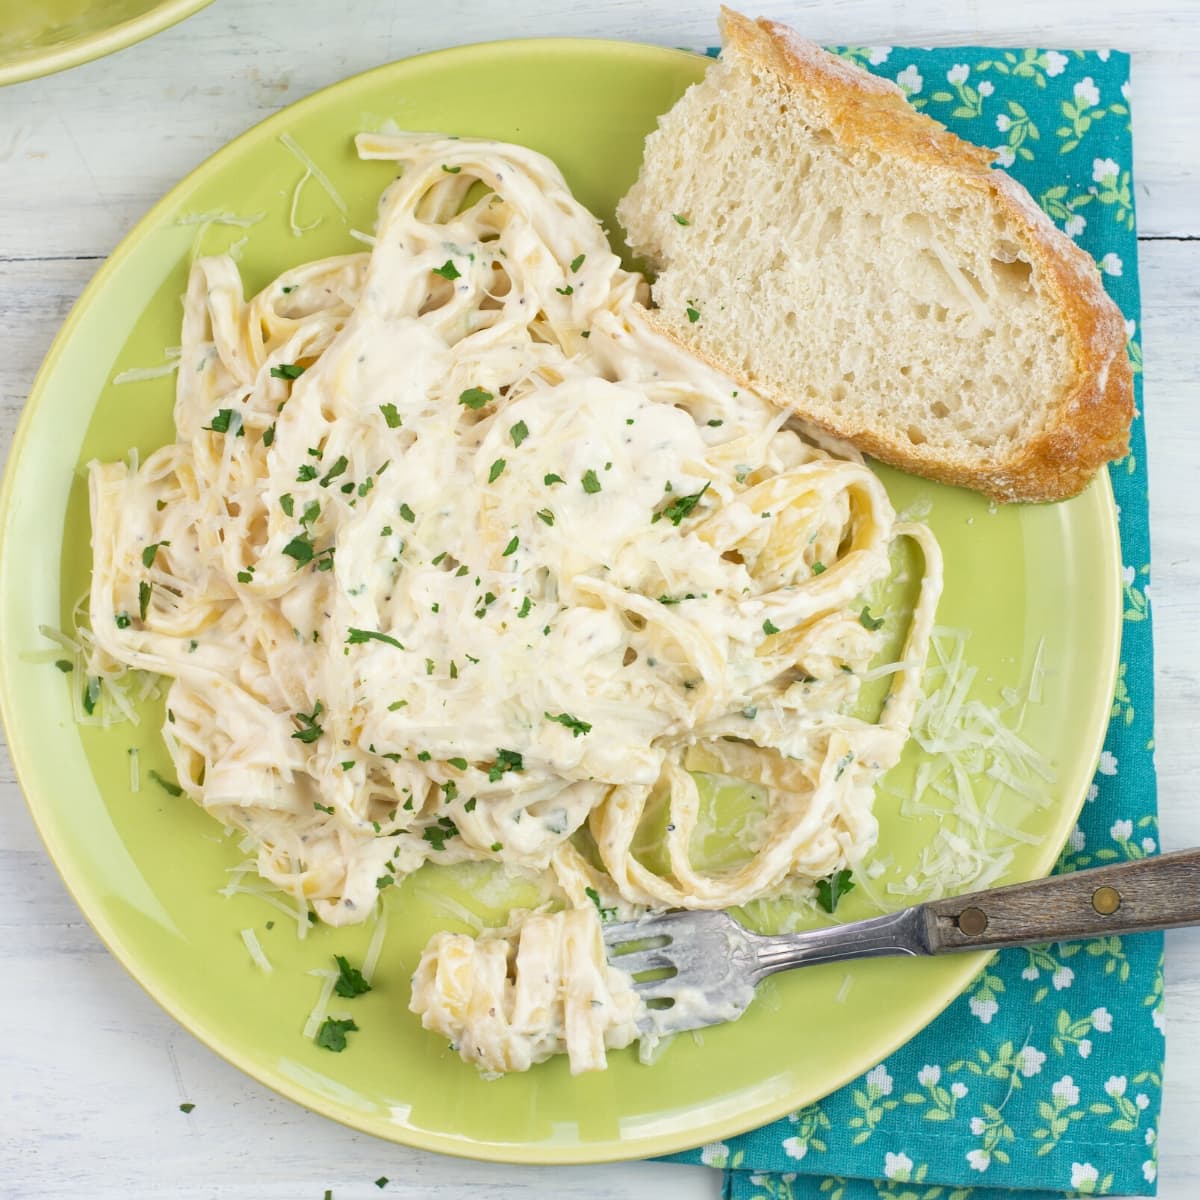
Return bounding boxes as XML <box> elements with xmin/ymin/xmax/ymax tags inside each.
<box><xmin>617</xmin><ymin>9</ymin><xmax>1133</xmax><ymax>503</ymax></box>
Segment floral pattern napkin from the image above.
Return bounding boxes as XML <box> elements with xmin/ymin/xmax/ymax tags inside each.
<box><xmin>668</xmin><ymin>45</ymin><xmax>1158</xmax><ymax>1200</ymax></box>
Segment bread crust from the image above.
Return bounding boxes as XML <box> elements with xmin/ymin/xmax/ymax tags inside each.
<box><xmin>657</xmin><ymin>9</ymin><xmax>1133</xmax><ymax>503</ymax></box>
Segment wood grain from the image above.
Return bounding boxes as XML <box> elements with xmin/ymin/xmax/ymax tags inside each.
<box><xmin>0</xmin><ymin>2</ymin><xmax>1197</xmax><ymax>1198</ymax></box>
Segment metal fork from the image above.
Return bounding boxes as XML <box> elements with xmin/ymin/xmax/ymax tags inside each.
<box><xmin>603</xmin><ymin>848</ymin><xmax>1200</xmax><ymax>1038</ymax></box>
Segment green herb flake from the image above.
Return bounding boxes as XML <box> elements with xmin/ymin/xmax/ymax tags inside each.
<box><xmin>280</xmin><ymin>494</ymin><xmax>295</xmax><ymax>517</ymax></box>
<box><xmin>315</xmin><ymin>1016</ymin><xmax>358</xmax><ymax>1052</ymax></box>
<box><xmin>581</xmin><ymin>469</ymin><xmax>601</xmax><ymax>494</ymax></box>
<box><xmin>673</xmin><ymin>213</ymin><xmax>690</xmax><ymax>225</ymax></box>
<box><xmin>375</xmin><ymin>1179</ymin><xmax>389</xmax><ymax>1190</ymax></box>
<box><xmin>459</xmin><ymin>387</ymin><xmax>493</xmax><ymax>410</ymax></box>
<box><xmin>487</xmin><ymin>748</ymin><xmax>524</xmax><ymax>782</ymax></box>
<box><xmin>314</xmin><ymin>801</ymin><xmax>335</xmax><ymax>814</ymax></box>
<box><xmin>271</xmin><ymin>363</ymin><xmax>305</xmax><ymax>380</ymax></box>
<box><xmin>422</xmin><ymin>820</ymin><xmax>459</xmax><ymax>852</ymax></box>
<box><xmin>115</xmin><ymin>613</ymin><xmax>132</xmax><ymax>630</ymax></box>
<box><xmin>815</xmin><ymin>868</ymin><xmax>855</xmax><ymax>914</ymax></box>
<box><xmin>417</xmin><ymin>751</ymin><xmax>432</xmax><ymax>762</ymax></box>
<box><xmin>544</xmin><ymin>473</ymin><xmax>564</xmax><ymax>486</ymax></box>
<box><xmin>517</xmin><ymin>596</ymin><xmax>533</xmax><ymax>618</ymax></box>
<box><xmin>179</xmin><ymin>1103</ymin><xmax>195</xmax><ymax>1114</ymax></box>
<box><xmin>282</xmin><ymin>533</ymin><xmax>315</xmax><ymax>567</ymax></box>
<box><xmin>380</xmin><ymin>403</ymin><xmax>402</xmax><ymax>428</ymax></box>
<box><xmin>502</xmin><ymin>535</ymin><xmax>519</xmax><ymax>557</ymax></box>
<box><xmin>296</xmin><ymin>463</ymin><xmax>319</xmax><ymax>482</ymax></box>
<box><xmin>812</xmin><ymin>562</ymin><xmax>826</xmax><ymax>575</ymax></box>
<box><xmin>387</xmin><ymin>699</ymin><xmax>408</xmax><ymax>711</ymax></box>
<box><xmin>236</xmin><ymin>569</ymin><xmax>254</xmax><ymax>584</ymax></box>
<box><xmin>333</xmin><ymin>954</ymin><xmax>372</xmax><ymax>998</ymax></box>
<box><xmin>441</xmin><ymin>164</ymin><xmax>461</xmax><ymax>174</ymax></box>
<box><xmin>510</xmin><ymin>420</ymin><xmax>529</xmax><ymax>447</ymax></box>
<box><xmin>319</xmin><ymin>455</ymin><xmax>349</xmax><ymax>488</ymax></box>
<box><xmin>148</xmin><ymin>769</ymin><xmax>183</xmax><ymax>797</ymax></box>
<box><xmin>139</xmin><ymin>580</ymin><xmax>152</xmax><ymax>621</ymax></box>
<box><xmin>204</xmin><ymin>408</ymin><xmax>245</xmax><ymax>436</ymax></box>
<box><xmin>464</xmin><ymin>797</ymin><xmax>477</xmax><ymax>812</ymax></box>
<box><xmin>569</xmin><ymin>253</ymin><xmax>586</xmax><ymax>272</ymax></box>
<box><xmin>490</xmin><ymin>842</ymin><xmax>503</xmax><ymax>852</ymax></box>
<box><xmin>54</xmin><ymin>659</ymin><xmax>73</xmax><ymax>673</ymax></box>
<box><xmin>488</xmin><ymin>458</ymin><xmax>506</xmax><ymax>483</ymax></box>
<box><xmin>653</xmin><ymin>482</ymin><xmax>710</xmax><ymax>527</ymax></box>
<box><xmin>346</xmin><ymin>627</ymin><xmax>405</xmax><ymax>650</ymax></box>
<box><xmin>706</xmin><ymin>419</ymin><xmax>723</xmax><ymax>428</ymax></box>
<box><xmin>399</xmin><ymin>503</ymin><xmax>416</xmax><ymax>524</ymax></box>
<box><xmin>686</xmin><ymin>305</ymin><xmax>701</xmax><ymax>324</ymax></box>
<box><xmin>545</xmin><ymin>711</ymin><xmax>591</xmax><ymax>737</ymax></box>
<box><xmin>432</xmin><ymin>260</ymin><xmax>460</xmax><ymax>281</ymax></box>
<box><xmin>536</xmin><ymin>508</ymin><xmax>555</xmax><ymax>526</ymax></box>
<box><xmin>262</xmin><ymin>423</ymin><xmax>276</xmax><ymax>447</ymax></box>
<box><xmin>448</xmin><ymin>757</ymin><xmax>468</xmax><ymax>770</ymax></box>
<box><xmin>763</xmin><ymin>619</ymin><xmax>780</xmax><ymax>636</ymax></box>
<box><xmin>141</xmin><ymin>541</ymin><xmax>170</xmax><ymax>568</ymax></box>
<box><xmin>291</xmin><ymin>700</ymin><xmax>324</xmax><ymax>744</ymax></box>
<box><xmin>859</xmin><ymin>606</ymin><xmax>885</xmax><ymax>631</ymax></box>
<box><xmin>556</xmin><ymin>284</ymin><xmax>574</xmax><ymax>296</ymax></box>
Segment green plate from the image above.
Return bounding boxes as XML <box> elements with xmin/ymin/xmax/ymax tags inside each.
<box><xmin>0</xmin><ymin>0</ymin><xmax>211</xmax><ymax>86</ymax></box>
<box><xmin>0</xmin><ymin>40</ymin><xmax>1121</xmax><ymax>1163</ymax></box>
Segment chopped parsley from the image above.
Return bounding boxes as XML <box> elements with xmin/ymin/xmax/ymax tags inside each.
<box><xmin>502</xmin><ymin>535</ymin><xmax>519</xmax><ymax>556</ymax></box>
<box><xmin>417</xmin><ymin>750</ymin><xmax>432</xmax><ymax>761</ymax></box>
<box><xmin>270</xmin><ymin>363</ymin><xmax>305</xmax><ymax>380</ymax></box>
<box><xmin>545</xmin><ymin>711</ymin><xmax>591</xmax><ymax>737</ymax></box>
<box><xmin>141</xmin><ymin>541</ymin><xmax>170</xmax><ymax>568</ymax></box>
<box><xmin>556</xmin><ymin>284</ymin><xmax>574</xmax><ymax>295</ymax></box>
<box><xmin>319</xmin><ymin>455</ymin><xmax>349</xmax><ymax>487</ymax></box>
<box><xmin>487</xmin><ymin>748</ymin><xmax>524</xmax><ymax>782</ymax></box>
<box><xmin>459</xmin><ymin>387</ymin><xmax>493</xmax><ymax>410</ymax></box>
<box><xmin>398</xmin><ymin>503</ymin><xmax>415</xmax><ymax>523</ymax></box>
<box><xmin>236</xmin><ymin>568</ymin><xmax>254</xmax><ymax>584</ymax></box>
<box><xmin>148</xmin><ymin>770</ymin><xmax>183</xmax><ymax>797</ymax></box>
<box><xmin>432</xmin><ymin>260</ymin><xmax>460</xmax><ymax>280</ymax></box>
<box><xmin>314</xmin><ymin>801</ymin><xmax>335</xmax><ymax>814</ymax></box>
<box><xmin>346</xmin><ymin>628</ymin><xmax>405</xmax><ymax>649</ymax></box>
<box><xmin>812</xmin><ymin>562</ymin><xmax>827</xmax><ymax>575</ymax></box>
<box><xmin>570</xmin><ymin>253</ymin><xmax>586</xmax><ymax>272</ymax></box>
<box><xmin>536</xmin><ymin>508</ymin><xmax>555</xmax><ymax>526</ymax></box>
<box><xmin>375</xmin><ymin>1179</ymin><xmax>389</xmax><ymax>1190</ymax></box>
<box><xmin>333</xmin><ymin>955</ymin><xmax>372</xmax><ymax>998</ymax></box>
<box><xmin>488</xmin><ymin>458</ymin><xmax>506</xmax><ymax>483</ymax></box>
<box><xmin>262</xmin><ymin>423</ymin><xmax>275</xmax><ymax>447</ymax></box>
<box><xmin>763</xmin><ymin>618</ymin><xmax>780</xmax><ymax>636</ymax></box>
<box><xmin>815</xmin><ymin>868</ymin><xmax>856</xmax><ymax>914</ymax></box>
<box><xmin>379</xmin><ymin>403</ymin><xmax>402</xmax><ymax>428</ymax></box>
<box><xmin>517</xmin><ymin>596</ymin><xmax>533</xmax><ymax>618</ymax></box>
<box><xmin>282</xmin><ymin>533</ymin><xmax>316</xmax><ymax>566</ymax></box>
<box><xmin>510</xmin><ymin>420</ymin><xmax>529</xmax><ymax>447</ymax></box>
<box><xmin>859</xmin><ymin>606</ymin><xmax>885</xmax><ymax>631</ymax></box>
<box><xmin>653</xmin><ymin>482</ymin><xmax>710</xmax><ymax>526</ymax></box>
<box><xmin>448</xmin><ymin>757</ymin><xmax>468</xmax><ymax>770</ymax></box>
<box><xmin>585</xmin><ymin>886</ymin><xmax>617</xmax><ymax>920</ymax></box>
<box><xmin>179</xmin><ymin>1103</ymin><xmax>195</xmax><ymax>1114</ymax></box>
<box><xmin>581</xmin><ymin>469</ymin><xmax>601</xmax><ymax>494</ymax></box>
<box><xmin>672</xmin><ymin>213</ymin><xmax>690</xmax><ymax>225</ymax></box>
<box><xmin>139</xmin><ymin>580</ymin><xmax>152</xmax><ymax>621</ymax></box>
<box><xmin>296</xmin><ymin>463</ymin><xmax>319</xmax><ymax>482</ymax></box>
<box><xmin>115</xmin><ymin>613</ymin><xmax>132</xmax><ymax>629</ymax></box>
<box><xmin>544</xmin><ymin>473</ymin><xmax>564</xmax><ymax>486</ymax></box>
<box><xmin>315</xmin><ymin>1016</ymin><xmax>358</xmax><ymax>1052</ymax></box>
<box><xmin>82</xmin><ymin>676</ymin><xmax>100</xmax><ymax>715</ymax></box>
<box><xmin>422</xmin><ymin>818</ymin><xmax>459</xmax><ymax>851</ymax></box>
<box><xmin>376</xmin><ymin>875</ymin><xmax>394</xmax><ymax>889</ymax></box>
<box><xmin>204</xmin><ymin>408</ymin><xmax>244</xmax><ymax>436</ymax></box>
<box><xmin>280</xmin><ymin>493</ymin><xmax>294</xmax><ymax>516</ymax></box>
<box><xmin>441</xmin><ymin>164</ymin><xmax>461</xmax><ymax>173</ymax></box>
<box><xmin>291</xmin><ymin>700</ymin><xmax>324</xmax><ymax>744</ymax></box>
<box><xmin>54</xmin><ymin>659</ymin><xmax>72</xmax><ymax>673</ymax></box>
<box><xmin>387</xmin><ymin>699</ymin><xmax>408</xmax><ymax>711</ymax></box>
<box><xmin>685</xmin><ymin>305</ymin><xmax>701</xmax><ymax>324</ymax></box>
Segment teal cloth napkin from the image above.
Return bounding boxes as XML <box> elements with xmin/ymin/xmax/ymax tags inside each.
<box><xmin>668</xmin><ymin>44</ymin><xmax>1159</xmax><ymax>1200</ymax></box>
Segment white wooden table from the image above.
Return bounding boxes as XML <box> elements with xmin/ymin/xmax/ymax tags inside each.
<box><xmin>1</xmin><ymin>2</ymin><xmax>1197</xmax><ymax>1197</ymax></box>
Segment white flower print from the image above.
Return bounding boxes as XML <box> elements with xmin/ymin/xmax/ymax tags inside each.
<box><xmin>1122</xmin><ymin>565</ymin><xmax>1136</xmax><ymax>586</ymax></box>
<box><xmin>918</xmin><ymin>1064</ymin><xmax>941</xmax><ymax>1087</ymax></box>
<box><xmin>970</xmin><ymin>1116</ymin><xmax>986</xmax><ymax>1135</ymax></box>
<box><xmin>1122</xmin><ymin>79</ymin><xmax>1132</xmax><ymax>100</ymax></box>
<box><xmin>1136</xmin><ymin>1093</ymin><xmax>1150</xmax><ymax>1111</ymax></box>
<box><xmin>1070</xmin><ymin>826</ymin><xmax>1087</xmax><ymax>850</ymax></box>
<box><xmin>782</xmin><ymin>1137</ymin><xmax>807</xmax><ymax>1161</ymax></box>
<box><xmin>1065</xmin><ymin>214</ymin><xmax>1087</xmax><ymax>238</ymax></box>
<box><xmin>1092</xmin><ymin>156</ymin><xmax>1120</xmax><ymax>183</ymax></box>
<box><xmin>868</xmin><ymin>47</ymin><xmax>892</xmax><ymax>65</ymax></box>
<box><xmin>978</xmin><ymin>80</ymin><xmax>994</xmax><ymax>97</ymax></box>
<box><xmin>1099</xmin><ymin>752</ymin><xmax>1119</xmax><ymax>776</ymax></box>
<box><xmin>895</xmin><ymin>65</ymin><xmax>923</xmax><ymax>95</ymax></box>
<box><xmin>1152</xmin><ymin>1006</ymin><xmax>1166</xmax><ymax>1033</ymax></box>
<box><xmin>1071</xmin><ymin>1162</ymin><xmax>1100</xmax><ymax>1189</ymax></box>
<box><xmin>1098</xmin><ymin>48</ymin><xmax>1112</xmax><ymax>61</ymax></box>
<box><xmin>1144</xmin><ymin>1160</ymin><xmax>1158</xmax><ymax>1183</ymax></box>
<box><xmin>1125</xmin><ymin>318</ymin><xmax>1137</xmax><ymax>339</ymax></box>
<box><xmin>1044</xmin><ymin>50</ymin><xmax>1068</xmax><ymax>76</ymax></box>
<box><xmin>1020</xmin><ymin>1045</ymin><xmax>1047</xmax><ymax>1076</ymax></box>
<box><xmin>1053</xmin><ymin>1075</ymin><xmax>1081</xmax><ymax>1106</ymax></box>
<box><xmin>866</xmin><ymin>1064</ymin><xmax>894</xmax><ymax>1096</ymax></box>
<box><xmin>1111</xmin><ymin>819</ymin><xmax>1133</xmax><ymax>840</ymax></box>
<box><xmin>951</xmin><ymin>1082</ymin><xmax>969</xmax><ymax>1099</ymax></box>
<box><xmin>1074</xmin><ymin>77</ymin><xmax>1101</xmax><ymax>107</ymax></box>
<box><xmin>995</xmin><ymin>112</ymin><xmax>1011</xmax><ymax>132</ymax></box>
<box><xmin>1078</xmin><ymin>1038</ymin><xmax>1093</xmax><ymax>1059</ymax></box>
<box><xmin>947</xmin><ymin>63</ymin><xmax>970</xmax><ymax>84</ymax></box>
<box><xmin>966</xmin><ymin>1149</ymin><xmax>991</xmax><ymax>1172</ymax></box>
<box><xmin>1100</xmin><ymin>252</ymin><xmax>1124</xmax><ymax>276</ymax></box>
<box><xmin>1022</xmin><ymin>965</ymin><xmax>1039</xmax><ymax>981</ymax></box>
<box><xmin>969</xmin><ymin>995</ymin><xmax>998</xmax><ymax>1024</ymax></box>
<box><xmin>994</xmin><ymin>145</ymin><xmax>1016</xmax><ymax>168</ymax></box>
<box><xmin>700</xmin><ymin>1142</ymin><xmax>728</xmax><ymax>1167</ymax></box>
<box><xmin>1143</xmin><ymin>837</ymin><xmax>1157</xmax><ymax>853</ymax></box>
<box><xmin>1105</xmin><ymin>1075</ymin><xmax>1127</xmax><ymax>1097</ymax></box>
<box><xmin>1146</xmin><ymin>1127</ymin><xmax>1157</xmax><ymax>1146</ymax></box>
<box><xmin>884</xmin><ymin>1151</ymin><xmax>913</xmax><ymax>1181</ymax></box>
<box><xmin>1052</xmin><ymin>966</ymin><xmax>1075</xmax><ymax>991</ymax></box>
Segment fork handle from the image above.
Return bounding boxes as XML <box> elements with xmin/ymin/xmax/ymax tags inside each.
<box><xmin>923</xmin><ymin>847</ymin><xmax>1200</xmax><ymax>952</ymax></box>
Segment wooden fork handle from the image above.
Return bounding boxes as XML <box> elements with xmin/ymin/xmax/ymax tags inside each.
<box><xmin>923</xmin><ymin>847</ymin><xmax>1200</xmax><ymax>953</ymax></box>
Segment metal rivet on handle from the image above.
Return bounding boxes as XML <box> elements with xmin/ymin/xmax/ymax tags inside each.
<box><xmin>1092</xmin><ymin>885</ymin><xmax>1122</xmax><ymax>915</ymax></box>
<box><xmin>958</xmin><ymin>906</ymin><xmax>988</xmax><ymax>936</ymax></box>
